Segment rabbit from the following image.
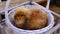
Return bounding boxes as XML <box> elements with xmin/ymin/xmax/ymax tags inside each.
<box><xmin>24</xmin><ymin>7</ymin><xmax>48</xmax><ymax>30</ymax></box>
<box><xmin>12</xmin><ymin>7</ymin><xmax>31</xmax><ymax>29</ymax></box>
<box><xmin>12</xmin><ymin>7</ymin><xmax>47</xmax><ymax>30</ymax></box>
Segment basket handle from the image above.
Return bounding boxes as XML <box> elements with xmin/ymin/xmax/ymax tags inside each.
<box><xmin>44</xmin><ymin>0</ymin><xmax>60</xmax><ymax>34</ymax></box>
<box><xmin>46</xmin><ymin>0</ymin><xmax>60</xmax><ymax>18</ymax></box>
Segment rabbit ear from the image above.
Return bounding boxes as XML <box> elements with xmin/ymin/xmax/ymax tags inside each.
<box><xmin>44</xmin><ymin>23</ymin><xmax>60</xmax><ymax>34</ymax></box>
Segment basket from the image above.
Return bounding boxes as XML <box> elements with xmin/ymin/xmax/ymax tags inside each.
<box><xmin>5</xmin><ymin>2</ymin><xmax>54</xmax><ymax>34</ymax></box>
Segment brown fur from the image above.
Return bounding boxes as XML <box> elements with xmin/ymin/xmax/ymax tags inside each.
<box><xmin>25</xmin><ymin>7</ymin><xmax>48</xmax><ymax>30</ymax></box>
<box><xmin>12</xmin><ymin>7</ymin><xmax>47</xmax><ymax>30</ymax></box>
<box><xmin>13</xmin><ymin>7</ymin><xmax>31</xmax><ymax>28</ymax></box>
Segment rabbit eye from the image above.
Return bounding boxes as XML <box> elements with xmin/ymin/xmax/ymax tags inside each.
<box><xmin>20</xmin><ymin>14</ymin><xmax>24</xmax><ymax>16</ymax></box>
<box><xmin>20</xmin><ymin>13</ymin><xmax>24</xmax><ymax>16</ymax></box>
